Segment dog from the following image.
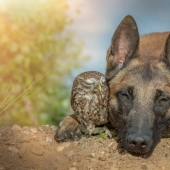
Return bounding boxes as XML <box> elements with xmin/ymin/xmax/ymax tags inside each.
<box><xmin>55</xmin><ymin>15</ymin><xmax>170</xmax><ymax>155</ymax></box>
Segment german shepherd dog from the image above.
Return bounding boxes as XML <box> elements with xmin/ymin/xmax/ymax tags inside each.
<box><xmin>55</xmin><ymin>15</ymin><xmax>170</xmax><ymax>155</ymax></box>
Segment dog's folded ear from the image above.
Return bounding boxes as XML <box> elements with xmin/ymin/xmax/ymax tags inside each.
<box><xmin>106</xmin><ymin>15</ymin><xmax>139</xmax><ymax>81</ymax></box>
<box><xmin>160</xmin><ymin>34</ymin><xmax>170</xmax><ymax>68</ymax></box>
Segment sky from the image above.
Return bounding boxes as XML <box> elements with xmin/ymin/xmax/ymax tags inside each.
<box><xmin>67</xmin><ymin>0</ymin><xmax>170</xmax><ymax>75</ymax></box>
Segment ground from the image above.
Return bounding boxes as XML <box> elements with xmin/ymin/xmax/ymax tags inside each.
<box><xmin>0</xmin><ymin>125</ymin><xmax>170</xmax><ymax>170</ymax></box>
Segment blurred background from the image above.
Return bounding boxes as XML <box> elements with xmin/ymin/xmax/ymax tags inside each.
<box><xmin>0</xmin><ymin>0</ymin><xmax>170</xmax><ymax>126</ymax></box>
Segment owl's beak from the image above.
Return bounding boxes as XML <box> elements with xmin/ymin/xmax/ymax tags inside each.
<box><xmin>98</xmin><ymin>84</ymin><xmax>102</xmax><ymax>92</ymax></box>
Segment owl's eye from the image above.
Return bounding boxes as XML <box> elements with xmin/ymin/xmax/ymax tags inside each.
<box><xmin>85</xmin><ymin>80</ymin><xmax>94</xmax><ymax>85</ymax></box>
<box><xmin>85</xmin><ymin>78</ymin><xmax>97</xmax><ymax>84</ymax></box>
<box><xmin>81</xmin><ymin>82</ymin><xmax>93</xmax><ymax>88</ymax></box>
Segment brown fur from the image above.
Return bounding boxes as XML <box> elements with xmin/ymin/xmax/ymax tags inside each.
<box><xmin>139</xmin><ymin>32</ymin><xmax>169</xmax><ymax>59</ymax></box>
<box><xmin>106</xmin><ymin>15</ymin><xmax>170</xmax><ymax>155</ymax></box>
<box><xmin>55</xmin><ymin>15</ymin><xmax>170</xmax><ymax>155</ymax></box>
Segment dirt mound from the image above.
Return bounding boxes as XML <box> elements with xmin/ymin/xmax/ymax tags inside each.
<box><xmin>0</xmin><ymin>125</ymin><xmax>170</xmax><ymax>170</ymax></box>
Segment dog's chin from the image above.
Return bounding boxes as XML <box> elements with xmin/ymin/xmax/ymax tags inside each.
<box><xmin>126</xmin><ymin>147</ymin><xmax>151</xmax><ymax>155</ymax></box>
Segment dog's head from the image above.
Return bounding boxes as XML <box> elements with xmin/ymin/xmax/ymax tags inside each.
<box><xmin>106</xmin><ymin>15</ymin><xmax>170</xmax><ymax>154</ymax></box>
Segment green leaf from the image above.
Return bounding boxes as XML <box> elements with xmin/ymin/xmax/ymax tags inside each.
<box><xmin>99</xmin><ymin>133</ymin><xmax>105</xmax><ymax>139</ymax></box>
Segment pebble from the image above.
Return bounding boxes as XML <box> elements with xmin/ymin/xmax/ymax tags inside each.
<box><xmin>56</xmin><ymin>145</ymin><xmax>65</xmax><ymax>152</ymax></box>
<box><xmin>22</xmin><ymin>126</ymin><xmax>29</xmax><ymax>130</ymax></box>
<box><xmin>86</xmin><ymin>165</ymin><xmax>93</xmax><ymax>169</ymax></box>
<box><xmin>112</xmin><ymin>143</ymin><xmax>118</xmax><ymax>151</ymax></box>
<box><xmin>50</xmin><ymin>126</ymin><xmax>57</xmax><ymax>131</ymax></box>
<box><xmin>108</xmin><ymin>142</ymin><xmax>114</xmax><ymax>147</ymax></box>
<box><xmin>99</xmin><ymin>155</ymin><xmax>108</xmax><ymax>161</ymax></box>
<box><xmin>69</xmin><ymin>167</ymin><xmax>78</xmax><ymax>170</ymax></box>
<box><xmin>90</xmin><ymin>153</ymin><xmax>96</xmax><ymax>158</ymax></box>
<box><xmin>29</xmin><ymin>127</ymin><xmax>38</xmax><ymax>134</ymax></box>
<box><xmin>56</xmin><ymin>142</ymin><xmax>71</xmax><ymax>152</ymax></box>
<box><xmin>22</xmin><ymin>126</ymin><xmax>30</xmax><ymax>134</ymax></box>
<box><xmin>8</xmin><ymin>146</ymin><xmax>19</xmax><ymax>153</ymax></box>
<box><xmin>110</xmin><ymin>166</ymin><xmax>119</xmax><ymax>170</ymax></box>
<box><xmin>18</xmin><ymin>136</ymin><xmax>31</xmax><ymax>143</ymax></box>
<box><xmin>77</xmin><ymin>165</ymin><xmax>86</xmax><ymax>170</ymax></box>
<box><xmin>11</xmin><ymin>124</ymin><xmax>22</xmax><ymax>131</ymax></box>
<box><xmin>19</xmin><ymin>143</ymin><xmax>28</xmax><ymax>158</ymax></box>
<box><xmin>30</xmin><ymin>147</ymin><xmax>44</xmax><ymax>156</ymax></box>
<box><xmin>100</xmin><ymin>151</ymin><xmax>105</xmax><ymax>155</ymax></box>
<box><xmin>46</xmin><ymin>137</ymin><xmax>53</xmax><ymax>142</ymax></box>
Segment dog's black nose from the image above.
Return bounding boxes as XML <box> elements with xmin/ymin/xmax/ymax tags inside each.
<box><xmin>127</xmin><ymin>134</ymin><xmax>151</xmax><ymax>151</ymax></box>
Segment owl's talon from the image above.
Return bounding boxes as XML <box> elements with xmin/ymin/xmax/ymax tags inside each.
<box><xmin>78</xmin><ymin>124</ymin><xmax>89</xmax><ymax>135</ymax></box>
<box><xmin>92</xmin><ymin>126</ymin><xmax>106</xmax><ymax>135</ymax></box>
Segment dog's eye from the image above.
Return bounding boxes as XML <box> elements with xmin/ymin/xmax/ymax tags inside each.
<box><xmin>158</xmin><ymin>98</ymin><xmax>167</xmax><ymax>104</ymax></box>
<box><xmin>120</xmin><ymin>93</ymin><xmax>129</xmax><ymax>99</ymax></box>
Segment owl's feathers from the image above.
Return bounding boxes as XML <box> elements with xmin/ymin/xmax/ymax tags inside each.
<box><xmin>71</xmin><ymin>71</ymin><xmax>109</xmax><ymax>135</ymax></box>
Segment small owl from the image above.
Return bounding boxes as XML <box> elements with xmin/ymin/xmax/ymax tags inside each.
<box><xmin>71</xmin><ymin>71</ymin><xmax>109</xmax><ymax>135</ymax></box>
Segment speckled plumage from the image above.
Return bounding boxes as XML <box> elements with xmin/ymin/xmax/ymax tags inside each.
<box><xmin>71</xmin><ymin>71</ymin><xmax>109</xmax><ymax>135</ymax></box>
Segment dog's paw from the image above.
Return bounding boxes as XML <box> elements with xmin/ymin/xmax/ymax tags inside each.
<box><xmin>54</xmin><ymin>114</ymin><xmax>83</xmax><ymax>142</ymax></box>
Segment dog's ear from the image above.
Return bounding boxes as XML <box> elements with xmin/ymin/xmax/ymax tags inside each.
<box><xmin>160</xmin><ymin>34</ymin><xmax>170</xmax><ymax>68</ymax></box>
<box><xmin>106</xmin><ymin>15</ymin><xmax>139</xmax><ymax>81</ymax></box>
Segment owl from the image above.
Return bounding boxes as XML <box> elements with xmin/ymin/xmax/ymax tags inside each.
<box><xmin>71</xmin><ymin>71</ymin><xmax>109</xmax><ymax>136</ymax></box>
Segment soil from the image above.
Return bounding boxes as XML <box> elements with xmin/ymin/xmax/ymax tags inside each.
<box><xmin>0</xmin><ymin>125</ymin><xmax>170</xmax><ymax>170</ymax></box>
